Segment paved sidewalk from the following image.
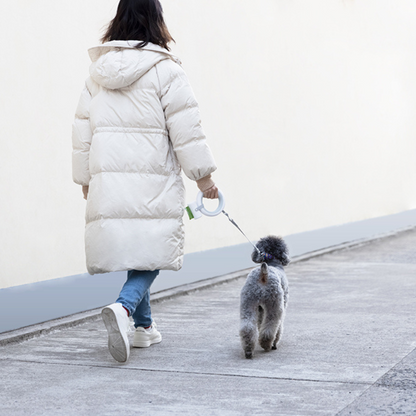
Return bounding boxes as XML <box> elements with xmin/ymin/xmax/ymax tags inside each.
<box><xmin>1</xmin><ymin>229</ymin><xmax>416</xmax><ymax>415</ymax></box>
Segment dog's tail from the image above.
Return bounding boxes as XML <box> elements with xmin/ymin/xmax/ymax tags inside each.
<box><xmin>260</xmin><ymin>262</ymin><xmax>268</xmax><ymax>284</ymax></box>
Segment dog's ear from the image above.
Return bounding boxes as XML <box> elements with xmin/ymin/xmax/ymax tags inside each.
<box><xmin>281</xmin><ymin>253</ymin><xmax>290</xmax><ymax>266</ymax></box>
<box><xmin>252</xmin><ymin>237</ymin><xmax>267</xmax><ymax>263</ymax></box>
<box><xmin>251</xmin><ymin>247</ymin><xmax>263</xmax><ymax>264</ymax></box>
<box><xmin>273</xmin><ymin>237</ymin><xmax>290</xmax><ymax>266</ymax></box>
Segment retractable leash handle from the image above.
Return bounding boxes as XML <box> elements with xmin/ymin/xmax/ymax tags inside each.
<box><xmin>186</xmin><ymin>190</ymin><xmax>225</xmax><ymax>220</ymax></box>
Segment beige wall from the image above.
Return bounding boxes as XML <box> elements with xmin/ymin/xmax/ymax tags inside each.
<box><xmin>1</xmin><ymin>0</ymin><xmax>416</xmax><ymax>289</ymax></box>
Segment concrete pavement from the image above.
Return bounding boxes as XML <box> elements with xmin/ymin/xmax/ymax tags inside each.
<box><xmin>1</xmin><ymin>228</ymin><xmax>416</xmax><ymax>415</ymax></box>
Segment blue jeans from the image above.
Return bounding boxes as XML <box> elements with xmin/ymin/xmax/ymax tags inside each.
<box><xmin>116</xmin><ymin>270</ymin><xmax>159</xmax><ymax>328</ymax></box>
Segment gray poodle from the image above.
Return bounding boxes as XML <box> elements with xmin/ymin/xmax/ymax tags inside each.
<box><xmin>240</xmin><ymin>236</ymin><xmax>289</xmax><ymax>359</ymax></box>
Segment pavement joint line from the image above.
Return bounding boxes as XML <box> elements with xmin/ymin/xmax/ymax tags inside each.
<box><xmin>1</xmin><ymin>224</ymin><xmax>414</xmax><ymax>346</ymax></box>
<box><xmin>371</xmin><ymin>345</ymin><xmax>416</xmax><ymax>388</ymax></box>
<box><xmin>334</xmin><ymin>346</ymin><xmax>416</xmax><ymax>415</ymax></box>
<box><xmin>334</xmin><ymin>380</ymin><xmax>377</xmax><ymax>416</ymax></box>
<box><xmin>0</xmin><ymin>357</ymin><xmax>374</xmax><ymax>386</ymax></box>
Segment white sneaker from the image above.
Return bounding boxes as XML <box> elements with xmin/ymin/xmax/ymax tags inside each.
<box><xmin>133</xmin><ymin>322</ymin><xmax>162</xmax><ymax>348</ymax></box>
<box><xmin>101</xmin><ymin>303</ymin><xmax>130</xmax><ymax>362</ymax></box>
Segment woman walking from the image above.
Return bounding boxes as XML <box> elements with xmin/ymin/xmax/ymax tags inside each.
<box><xmin>72</xmin><ymin>0</ymin><xmax>218</xmax><ymax>362</ymax></box>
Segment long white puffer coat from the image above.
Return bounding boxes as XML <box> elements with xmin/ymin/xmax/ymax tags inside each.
<box><xmin>72</xmin><ymin>41</ymin><xmax>217</xmax><ymax>275</ymax></box>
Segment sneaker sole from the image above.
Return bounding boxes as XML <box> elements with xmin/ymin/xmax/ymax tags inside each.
<box><xmin>132</xmin><ymin>334</ymin><xmax>162</xmax><ymax>348</ymax></box>
<box><xmin>101</xmin><ymin>307</ymin><xmax>129</xmax><ymax>362</ymax></box>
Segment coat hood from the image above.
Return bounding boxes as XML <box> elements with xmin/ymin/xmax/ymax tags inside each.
<box><xmin>88</xmin><ymin>41</ymin><xmax>181</xmax><ymax>90</ymax></box>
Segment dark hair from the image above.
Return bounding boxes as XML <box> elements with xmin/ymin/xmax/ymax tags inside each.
<box><xmin>101</xmin><ymin>0</ymin><xmax>174</xmax><ymax>51</ymax></box>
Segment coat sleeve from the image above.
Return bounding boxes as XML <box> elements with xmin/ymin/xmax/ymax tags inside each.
<box><xmin>72</xmin><ymin>82</ymin><xmax>92</xmax><ymax>186</ymax></box>
<box><xmin>159</xmin><ymin>63</ymin><xmax>217</xmax><ymax>181</ymax></box>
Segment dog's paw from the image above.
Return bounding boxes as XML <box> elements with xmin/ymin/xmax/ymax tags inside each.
<box><xmin>259</xmin><ymin>338</ymin><xmax>273</xmax><ymax>352</ymax></box>
<box><xmin>245</xmin><ymin>351</ymin><xmax>253</xmax><ymax>359</ymax></box>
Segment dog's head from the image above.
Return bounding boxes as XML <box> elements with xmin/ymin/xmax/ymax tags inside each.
<box><xmin>252</xmin><ymin>235</ymin><xmax>290</xmax><ymax>266</ymax></box>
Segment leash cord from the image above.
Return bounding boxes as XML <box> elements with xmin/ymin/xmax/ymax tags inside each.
<box><xmin>221</xmin><ymin>210</ymin><xmax>262</xmax><ymax>256</ymax></box>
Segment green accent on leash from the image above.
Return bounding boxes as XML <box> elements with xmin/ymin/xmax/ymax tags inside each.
<box><xmin>185</xmin><ymin>206</ymin><xmax>194</xmax><ymax>220</ymax></box>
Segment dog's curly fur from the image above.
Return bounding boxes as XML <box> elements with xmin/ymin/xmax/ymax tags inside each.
<box><xmin>240</xmin><ymin>236</ymin><xmax>289</xmax><ymax>359</ymax></box>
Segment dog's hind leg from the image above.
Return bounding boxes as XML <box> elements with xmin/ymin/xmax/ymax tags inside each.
<box><xmin>259</xmin><ymin>298</ymin><xmax>284</xmax><ymax>352</ymax></box>
<box><xmin>272</xmin><ymin>315</ymin><xmax>285</xmax><ymax>350</ymax></box>
<box><xmin>240</xmin><ymin>301</ymin><xmax>258</xmax><ymax>359</ymax></box>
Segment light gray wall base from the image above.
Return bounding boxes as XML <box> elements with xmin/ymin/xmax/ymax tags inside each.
<box><xmin>1</xmin><ymin>208</ymin><xmax>415</xmax><ymax>334</ymax></box>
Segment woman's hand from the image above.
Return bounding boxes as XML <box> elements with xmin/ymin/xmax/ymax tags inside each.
<box><xmin>202</xmin><ymin>184</ymin><xmax>219</xmax><ymax>199</ymax></box>
<box><xmin>82</xmin><ymin>185</ymin><xmax>89</xmax><ymax>200</ymax></box>
<box><xmin>196</xmin><ymin>175</ymin><xmax>219</xmax><ymax>199</ymax></box>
